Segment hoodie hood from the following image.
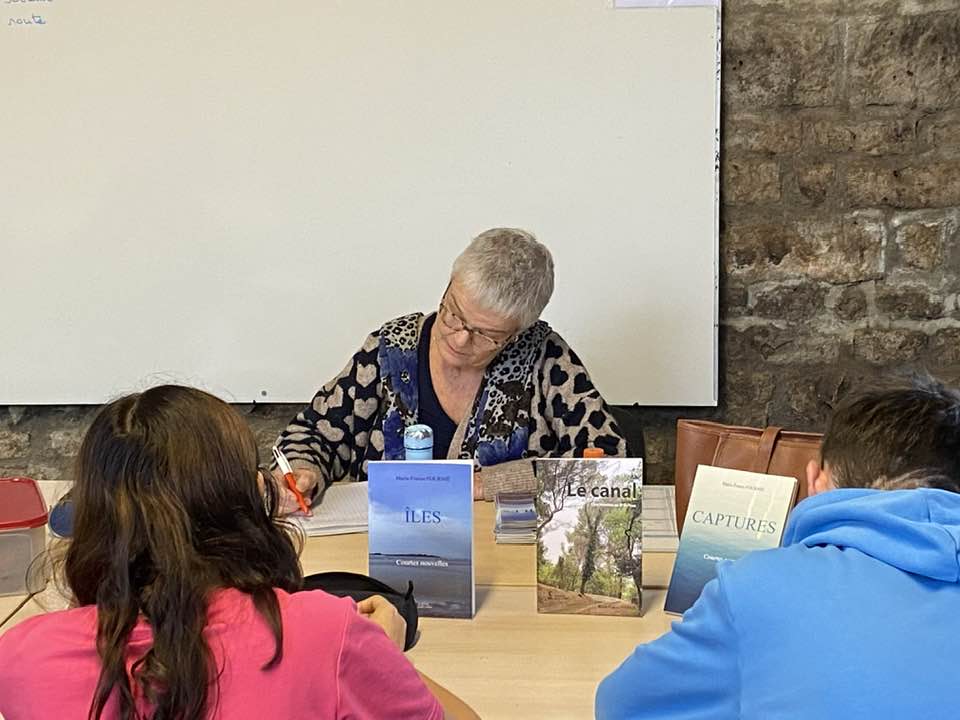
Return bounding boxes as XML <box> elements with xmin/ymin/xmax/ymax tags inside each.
<box><xmin>783</xmin><ymin>488</ymin><xmax>960</xmax><ymax>582</ymax></box>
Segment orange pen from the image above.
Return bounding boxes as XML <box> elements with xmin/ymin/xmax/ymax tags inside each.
<box><xmin>272</xmin><ymin>446</ymin><xmax>311</xmax><ymax>514</ymax></box>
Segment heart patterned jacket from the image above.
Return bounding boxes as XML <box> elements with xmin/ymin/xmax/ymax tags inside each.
<box><xmin>277</xmin><ymin>313</ymin><xmax>627</xmax><ymax>488</ymax></box>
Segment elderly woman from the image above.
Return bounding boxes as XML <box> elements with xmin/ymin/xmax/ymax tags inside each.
<box><xmin>275</xmin><ymin>228</ymin><xmax>629</xmax><ymax>508</ymax></box>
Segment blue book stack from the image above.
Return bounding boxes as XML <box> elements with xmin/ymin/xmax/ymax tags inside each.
<box><xmin>368</xmin><ymin>460</ymin><xmax>475</xmax><ymax>619</ymax></box>
<box><xmin>495</xmin><ymin>492</ymin><xmax>537</xmax><ymax>544</ymax></box>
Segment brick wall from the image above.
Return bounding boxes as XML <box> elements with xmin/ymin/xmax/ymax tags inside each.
<box><xmin>3</xmin><ymin>0</ymin><xmax>959</xmax><ymax>486</ymax></box>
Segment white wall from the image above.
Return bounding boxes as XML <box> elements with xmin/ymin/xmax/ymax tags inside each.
<box><xmin>2</xmin><ymin>0</ymin><xmax>719</xmax><ymax>405</ymax></box>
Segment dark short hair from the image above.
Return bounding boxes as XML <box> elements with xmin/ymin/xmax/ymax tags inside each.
<box><xmin>821</xmin><ymin>373</ymin><xmax>960</xmax><ymax>492</ymax></box>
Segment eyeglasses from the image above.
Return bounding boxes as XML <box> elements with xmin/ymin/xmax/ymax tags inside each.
<box><xmin>437</xmin><ymin>291</ymin><xmax>513</xmax><ymax>351</ymax></box>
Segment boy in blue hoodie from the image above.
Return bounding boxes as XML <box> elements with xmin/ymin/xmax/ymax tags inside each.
<box><xmin>596</xmin><ymin>374</ymin><xmax>960</xmax><ymax>720</ymax></box>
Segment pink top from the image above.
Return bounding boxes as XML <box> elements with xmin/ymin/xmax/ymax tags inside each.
<box><xmin>0</xmin><ymin>588</ymin><xmax>443</xmax><ymax>720</ymax></box>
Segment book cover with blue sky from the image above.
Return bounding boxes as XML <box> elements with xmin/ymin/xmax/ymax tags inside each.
<box><xmin>368</xmin><ymin>460</ymin><xmax>474</xmax><ymax>618</ymax></box>
<box><xmin>665</xmin><ymin>465</ymin><xmax>798</xmax><ymax>615</ymax></box>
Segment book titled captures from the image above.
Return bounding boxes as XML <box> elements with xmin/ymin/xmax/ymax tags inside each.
<box><xmin>367</xmin><ymin>460</ymin><xmax>474</xmax><ymax>619</ymax></box>
<box><xmin>664</xmin><ymin>465</ymin><xmax>798</xmax><ymax>615</ymax></box>
<box><xmin>535</xmin><ymin>458</ymin><xmax>644</xmax><ymax>616</ymax></box>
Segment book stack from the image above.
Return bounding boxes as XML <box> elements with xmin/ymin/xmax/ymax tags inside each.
<box><xmin>494</xmin><ymin>492</ymin><xmax>537</xmax><ymax>544</ymax></box>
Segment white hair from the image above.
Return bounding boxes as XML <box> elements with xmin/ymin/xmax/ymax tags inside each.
<box><xmin>450</xmin><ymin>228</ymin><xmax>555</xmax><ymax>329</ymax></box>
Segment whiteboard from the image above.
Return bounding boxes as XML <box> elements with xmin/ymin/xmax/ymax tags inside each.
<box><xmin>2</xmin><ymin>1</ymin><xmax>719</xmax><ymax>406</ymax></box>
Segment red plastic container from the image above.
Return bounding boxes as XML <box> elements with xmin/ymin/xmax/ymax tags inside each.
<box><xmin>0</xmin><ymin>477</ymin><xmax>48</xmax><ymax>596</ymax></box>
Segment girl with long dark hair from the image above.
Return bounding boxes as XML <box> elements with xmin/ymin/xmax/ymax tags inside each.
<box><xmin>0</xmin><ymin>385</ymin><xmax>467</xmax><ymax>719</ymax></box>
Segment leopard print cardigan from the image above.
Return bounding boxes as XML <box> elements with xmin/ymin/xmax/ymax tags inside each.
<box><xmin>276</xmin><ymin>313</ymin><xmax>627</xmax><ymax>488</ymax></box>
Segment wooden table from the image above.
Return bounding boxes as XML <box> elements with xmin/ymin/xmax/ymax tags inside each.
<box><xmin>0</xmin><ymin>503</ymin><xmax>677</xmax><ymax>719</ymax></box>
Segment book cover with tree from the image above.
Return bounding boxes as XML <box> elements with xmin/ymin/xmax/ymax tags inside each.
<box><xmin>535</xmin><ymin>458</ymin><xmax>643</xmax><ymax>616</ymax></box>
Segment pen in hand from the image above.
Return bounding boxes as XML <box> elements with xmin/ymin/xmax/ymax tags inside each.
<box><xmin>272</xmin><ymin>446</ymin><xmax>312</xmax><ymax>515</ymax></box>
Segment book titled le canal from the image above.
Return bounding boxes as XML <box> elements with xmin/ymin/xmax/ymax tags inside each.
<box><xmin>367</xmin><ymin>460</ymin><xmax>474</xmax><ymax>619</ymax></box>
<box><xmin>664</xmin><ymin>465</ymin><xmax>798</xmax><ymax>616</ymax></box>
<box><xmin>535</xmin><ymin>458</ymin><xmax>644</xmax><ymax>616</ymax></box>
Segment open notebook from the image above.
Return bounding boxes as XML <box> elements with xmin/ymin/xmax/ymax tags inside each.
<box><xmin>292</xmin><ymin>482</ymin><xmax>368</xmax><ymax>537</ymax></box>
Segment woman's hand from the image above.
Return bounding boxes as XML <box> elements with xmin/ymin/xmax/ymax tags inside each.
<box><xmin>271</xmin><ymin>466</ymin><xmax>321</xmax><ymax>515</ymax></box>
<box><xmin>357</xmin><ymin>595</ymin><xmax>407</xmax><ymax>650</ymax></box>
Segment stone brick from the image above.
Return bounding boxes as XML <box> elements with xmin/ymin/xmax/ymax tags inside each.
<box><xmin>724</xmin><ymin>212</ymin><xmax>885</xmax><ymax>283</ymax></box>
<box><xmin>852</xmin><ymin>328</ymin><xmax>930</xmax><ymax>364</ymax></box>
<box><xmin>0</xmin><ymin>431</ymin><xmax>30</xmax><ymax>459</ymax></box>
<box><xmin>49</xmin><ymin>429</ymin><xmax>83</xmax><ymax>457</ymax></box>
<box><xmin>775</xmin><ymin>372</ymin><xmax>837</xmax><ymax>428</ymax></box>
<box><xmin>939</xmin><ymin>370</ymin><xmax>960</xmax><ymax>388</ymax></box>
<box><xmin>784</xmin><ymin>376</ymin><xmax>821</xmax><ymax>422</ymax></box>
<box><xmin>720</xmin><ymin>283</ymin><xmax>749</xmax><ymax>319</ymax></box>
<box><xmin>724</xmin><ymin>19</ymin><xmax>841</xmax><ymax>110</ymax></box>
<box><xmin>892</xmin><ymin>217</ymin><xmax>946</xmax><ymax>270</ymax></box>
<box><xmin>846</xmin><ymin>160</ymin><xmax>960</xmax><ymax>208</ymax></box>
<box><xmin>833</xmin><ymin>285</ymin><xmax>869</xmax><ymax>321</ymax></box>
<box><xmin>26</xmin><ymin>463</ymin><xmax>64</xmax><ymax>482</ymax></box>
<box><xmin>720</xmin><ymin>365</ymin><xmax>776</xmax><ymax>427</ymax></box>
<box><xmin>248</xmin><ymin>406</ymin><xmax>298</xmax><ymax>458</ymax></box>
<box><xmin>948</xmin><ymin>221</ymin><xmax>960</xmax><ymax>274</ymax></box>
<box><xmin>644</xmin><ymin>432</ymin><xmax>669</xmax><ymax>465</ymax></box>
<box><xmin>803</xmin><ymin>118</ymin><xmax>914</xmax><ymax>155</ymax></box>
<box><xmin>723</xmin><ymin>159</ymin><xmax>781</xmax><ymax>204</ymax></box>
<box><xmin>849</xmin><ymin>14</ymin><xmax>960</xmax><ymax>108</ymax></box>
<box><xmin>843</xmin><ymin>0</ymin><xmax>898</xmax><ymax>15</ymax></box>
<box><xmin>724</xmin><ymin>113</ymin><xmax>802</xmax><ymax>154</ymax></box>
<box><xmin>723</xmin><ymin>223</ymin><xmax>794</xmax><ymax>277</ymax></box>
<box><xmin>730</xmin><ymin>0</ymin><xmax>842</xmax><ymax>11</ymax></box>
<box><xmin>253</xmin><ymin>424</ymin><xmax>282</xmax><ymax>452</ymax></box>
<box><xmin>751</xmin><ymin>282</ymin><xmax>829</xmax><ymax>321</ymax></box>
<box><xmin>726</xmin><ymin>323</ymin><xmax>841</xmax><ymax>364</ymax></box>
<box><xmin>900</xmin><ymin>1</ymin><xmax>960</xmax><ymax>16</ymax></box>
<box><xmin>795</xmin><ymin>162</ymin><xmax>836</xmax><ymax>205</ymax></box>
<box><xmin>811</xmin><ymin>213</ymin><xmax>887</xmax><ymax>282</ymax></box>
<box><xmin>875</xmin><ymin>284</ymin><xmax>945</xmax><ymax>319</ymax></box>
<box><xmin>929</xmin><ymin>327</ymin><xmax>960</xmax><ymax>364</ymax></box>
<box><xmin>917</xmin><ymin>109</ymin><xmax>960</xmax><ymax>154</ymax></box>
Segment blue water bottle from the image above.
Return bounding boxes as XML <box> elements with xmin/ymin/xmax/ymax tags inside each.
<box><xmin>404</xmin><ymin>424</ymin><xmax>434</xmax><ymax>460</ymax></box>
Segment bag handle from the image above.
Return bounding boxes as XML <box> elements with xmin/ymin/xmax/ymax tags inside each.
<box><xmin>753</xmin><ymin>426</ymin><xmax>782</xmax><ymax>473</ymax></box>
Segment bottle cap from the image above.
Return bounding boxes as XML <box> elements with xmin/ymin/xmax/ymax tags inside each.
<box><xmin>583</xmin><ymin>448</ymin><xmax>604</xmax><ymax>459</ymax></box>
<box><xmin>404</xmin><ymin>424</ymin><xmax>434</xmax><ymax>450</ymax></box>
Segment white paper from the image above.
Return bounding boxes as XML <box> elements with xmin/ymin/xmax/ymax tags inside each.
<box><xmin>293</xmin><ymin>482</ymin><xmax>368</xmax><ymax>537</ymax></box>
<box><xmin>32</xmin><ymin>479</ymin><xmax>370</xmax><ymax>538</ymax></box>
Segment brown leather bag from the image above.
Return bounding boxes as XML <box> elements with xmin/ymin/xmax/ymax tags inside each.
<box><xmin>674</xmin><ymin>419</ymin><xmax>823</xmax><ymax>533</ymax></box>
